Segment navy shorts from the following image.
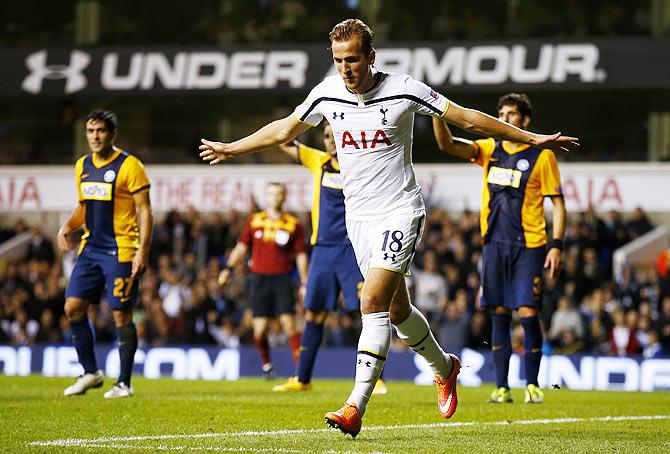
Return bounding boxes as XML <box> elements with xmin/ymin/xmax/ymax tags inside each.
<box><xmin>480</xmin><ymin>241</ymin><xmax>544</xmax><ymax>310</ymax></box>
<box><xmin>65</xmin><ymin>246</ymin><xmax>138</xmax><ymax>310</ymax></box>
<box><xmin>248</xmin><ymin>272</ymin><xmax>295</xmax><ymax>317</ymax></box>
<box><xmin>304</xmin><ymin>244</ymin><xmax>363</xmax><ymax>313</ymax></box>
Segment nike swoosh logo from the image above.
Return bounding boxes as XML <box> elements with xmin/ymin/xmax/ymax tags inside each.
<box><xmin>81</xmin><ymin>173</ymin><xmax>90</xmax><ymax>178</ymax></box>
<box><xmin>439</xmin><ymin>394</ymin><xmax>453</xmax><ymax>414</ymax></box>
<box><xmin>120</xmin><ymin>296</ymin><xmax>131</xmax><ymax>303</ymax></box>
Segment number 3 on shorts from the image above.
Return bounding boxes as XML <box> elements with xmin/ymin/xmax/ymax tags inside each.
<box><xmin>113</xmin><ymin>277</ymin><xmax>134</xmax><ymax>298</ymax></box>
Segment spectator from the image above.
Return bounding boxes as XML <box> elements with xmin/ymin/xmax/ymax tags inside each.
<box><xmin>25</xmin><ymin>227</ymin><xmax>55</xmax><ymax>265</ymax></box>
<box><xmin>615</xmin><ymin>265</ymin><xmax>640</xmax><ymax>310</ymax></box>
<box><xmin>207</xmin><ymin>213</ymin><xmax>230</xmax><ymax>259</ymax></box>
<box><xmin>10</xmin><ymin>309</ymin><xmax>39</xmax><ymax>345</ymax></box>
<box><xmin>635</xmin><ymin>316</ymin><xmax>653</xmax><ymax>351</ymax></box>
<box><xmin>208</xmin><ymin>312</ymin><xmax>240</xmax><ymax>348</ymax></box>
<box><xmin>589</xmin><ymin>317</ymin><xmax>611</xmax><ymax>355</ymax></box>
<box><xmin>553</xmin><ymin>327</ymin><xmax>586</xmax><ymax>355</ymax></box>
<box><xmin>158</xmin><ymin>269</ymin><xmax>190</xmax><ymax>319</ymax></box>
<box><xmin>656</xmin><ymin>296</ymin><xmax>670</xmax><ymax>353</ymax></box>
<box><xmin>626</xmin><ymin>207</ymin><xmax>653</xmax><ymax>238</ymax></box>
<box><xmin>643</xmin><ymin>330</ymin><xmax>663</xmax><ymax>358</ymax></box>
<box><xmin>549</xmin><ymin>296</ymin><xmax>585</xmax><ymax>343</ymax></box>
<box><xmin>409</xmin><ymin>251</ymin><xmax>447</xmax><ymax>321</ymax></box>
<box><xmin>609</xmin><ymin>307</ymin><xmax>639</xmax><ymax>356</ymax></box>
<box><xmin>437</xmin><ymin>301</ymin><xmax>469</xmax><ymax>353</ymax></box>
<box><xmin>35</xmin><ymin>309</ymin><xmax>61</xmax><ymax>343</ymax></box>
<box><xmin>184</xmin><ymin>282</ymin><xmax>215</xmax><ymax>344</ymax></box>
<box><xmin>576</xmin><ymin>247</ymin><xmax>603</xmax><ymax>301</ymax></box>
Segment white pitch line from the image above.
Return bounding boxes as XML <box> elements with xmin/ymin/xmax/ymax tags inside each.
<box><xmin>28</xmin><ymin>415</ymin><xmax>670</xmax><ymax>448</ymax></box>
<box><xmin>69</xmin><ymin>443</ymin><xmax>302</xmax><ymax>452</ymax></box>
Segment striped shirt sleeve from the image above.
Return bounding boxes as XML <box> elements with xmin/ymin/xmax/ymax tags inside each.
<box><xmin>293</xmin><ymin>81</ymin><xmax>326</xmax><ymax>126</ymax></box>
<box><xmin>403</xmin><ymin>75</ymin><xmax>450</xmax><ymax>117</ymax></box>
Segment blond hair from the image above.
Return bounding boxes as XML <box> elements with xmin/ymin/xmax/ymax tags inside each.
<box><xmin>329</xmin><ymin>19</ymin><xmax>374</xmax><ymax>55</ymax></box>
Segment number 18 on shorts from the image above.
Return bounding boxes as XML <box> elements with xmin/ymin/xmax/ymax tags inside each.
<box><xmin>346</xmin><ymin>213</ymin><xmax>425</xmax><ymax>278</ymax></box>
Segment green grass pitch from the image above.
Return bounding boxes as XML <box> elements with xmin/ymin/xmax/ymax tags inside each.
<box><xmin>1</xmin><ymin>375</ymin><xmax>669</xmax><ymax>453</ymax></box>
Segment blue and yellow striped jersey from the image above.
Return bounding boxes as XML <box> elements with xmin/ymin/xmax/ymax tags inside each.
<box><xmin>474</xmin><ymin>138</ymin><xmax>562</xmax><ymax>248</ymax></box>
<box><xmin>297</xmin><ymin>144</ymin><xmax>348</xmax><ymax>246</ymax></box>
<box><xmin>75</xmin><ymin>147</ymin><xmax>150</xmax><ymax>262</ymax></box>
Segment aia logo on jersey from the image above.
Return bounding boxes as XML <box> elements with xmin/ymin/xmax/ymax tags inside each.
<box><xmin>341</xmin><ymin>130</ymin><xmax>391</xmax><ymax>150</ymax></box>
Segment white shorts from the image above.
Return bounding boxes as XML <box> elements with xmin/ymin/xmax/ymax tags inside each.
<box><xmin>346</xmin><ymin>212</ymin><xmax>425</xmax><ymax>278</ymax></box>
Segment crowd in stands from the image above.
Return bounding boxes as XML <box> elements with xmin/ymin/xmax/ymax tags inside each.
<box><xmin>5</xmin><ymin>1</ymin><xmax>651</xmax><ymax>51</ymax></box>
<box><xmin>1</xmin><ymin>206</ymin><xmax>669</xmax><ymax>360</ymax></box>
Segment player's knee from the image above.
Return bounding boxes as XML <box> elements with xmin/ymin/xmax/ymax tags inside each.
<box><xmin>518</xmin><ymin>306</ymin><xmax>538</xmax><ymax>318</ymax></box>
<box><xmin>360</xmin><ymin>291</ymin><xmax>390</xmax><ymax>314</ymax></box>
<box><xmin>64</xmin><ymin>298</ymin><xmax>87</xmax><ymax>320</ymax></box>
<box><xmin>112</xmin><ymin>309</ymin><xmax>133</xmax><ymax>327</ymax></box>
<box><xmin>491</xmin><ymin>306</ymin><xmax>511</xmax><ymax>315</ymax></box>
<box><xmin>389</xmin><ymin>303</ymin><xmax>411</xmax><ymax>325</ymax></box>
<box><xmin>305</xmin><ymin>310</ymin><xmax>327</xmax><ymax>324</ymax></box>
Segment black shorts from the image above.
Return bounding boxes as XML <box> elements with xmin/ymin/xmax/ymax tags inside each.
<box><xmin>248</xmin><ymin>272</ymin><xmax>296</xmax><ymax>317</ymax></box>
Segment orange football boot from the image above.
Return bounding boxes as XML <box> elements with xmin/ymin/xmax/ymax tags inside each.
<box><xmin>325</xmin><ymin>402</ymin><xmax>362</xmax><ymax>437</ymax></box>
<box><xmin>434</xmin><ymin>353</ymin><xmax>461</xmax><ymax>419</ymax></box>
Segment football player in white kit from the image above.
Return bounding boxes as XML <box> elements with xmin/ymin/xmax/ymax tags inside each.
<box><xmin>199</xmin><ymin>19</ymin><xmax>579</xmax><ymax>437</ymax></box>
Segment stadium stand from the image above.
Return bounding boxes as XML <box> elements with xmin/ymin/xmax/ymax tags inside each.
<box><xmin>2</xmin><ymin>206</ymin><xmax>668</xmax><ymax>359</ymax></box>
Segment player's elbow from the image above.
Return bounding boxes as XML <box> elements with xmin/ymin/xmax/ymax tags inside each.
<box><xmin>435</xmin><ymin>139</ymin><xmax>453</xmax><ymax>153</ymax></box>
<box><xmin>455</xmin><ymin>108</ymin><xmax>482</xmax><ymax>133</ymax></box>
<box><xmin>457</xmin><ymin>117</ymin><xmax>478</xmax><ymax>133</ymax></box>
<box><xmin>274</xmin><ymin>118</ymin><xmax>298</xmax><ymax>144</ymax></box>
<box><xmin>275</xmin><ymin>128</ymin><xmax>292</xmax><ymax>144</ymax></box>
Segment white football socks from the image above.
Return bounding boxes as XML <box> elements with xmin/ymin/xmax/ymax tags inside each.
<box><xmin>347</xmin><ymin>311</ymin><xmax>391</xmax><ymax>416</ymax></box>
<box><xmin>394</xmin><ymin>305</ymin><xmax>453</xmax><ymax>380</ymax></box>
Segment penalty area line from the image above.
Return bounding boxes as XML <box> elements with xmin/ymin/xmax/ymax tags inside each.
<box><xmin>28</xmin><ymin>415</ymin><xmax>670</xmax><ymax>447</ymax></box>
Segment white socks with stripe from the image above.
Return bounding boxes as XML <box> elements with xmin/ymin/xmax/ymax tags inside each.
<box><xmin>394</xmin><ymin>305</ymin><xmax>453</xmax><ymax>380</ymax></box>
<box><xmin>347</xmin><ymin>311</ymin><xmax>391</xmax><ymax>416</ymax></box>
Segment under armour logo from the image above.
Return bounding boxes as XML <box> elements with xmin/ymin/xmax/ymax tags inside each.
<box><xmin>332</xmin><ymin>112</ymin><xmax>344</xmax><ymax>120</ymax></box>
<box><xmin>380</xmin><ymin>107</ymin><xmax>388</xmax><ymax>125</ymax></box>
<box><xmin>383</xmin><ymin>252</ymin><xmax>396</xmax><ymax>261</ymax></box>
<box><xmin>22</xmin><ymin>50</ymin><xmax>91</xmax><ymax>95</ymax></box>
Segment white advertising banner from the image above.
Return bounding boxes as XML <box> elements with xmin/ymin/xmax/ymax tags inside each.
<box><xmin>1</xmin><ymin>345</ymin><xmax>669</xmax><ymax>391</ymax></box>
<box><xmin>0</xmin><ymin>163</ymin><xmax>669</xmax><ymax>213</ymax></box>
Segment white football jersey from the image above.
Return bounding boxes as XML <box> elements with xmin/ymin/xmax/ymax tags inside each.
<box><xmin>293</xmin><ymin>72</ymin><xmax>450</xmax><ymax>221</ymax></box>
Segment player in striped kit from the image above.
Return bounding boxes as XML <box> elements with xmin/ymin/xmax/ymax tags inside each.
<box><xmin>199</xmin><ymin>19</ymin><xmax>578</xmax><ymax>437</ymax></box>
<box><xmin>432</xmin><ymin>93</ymin><xmax>567</xmax><ymax>404</ymax></box>
<box><xmin>58</xmin><ymin>109</ymin><xmax>152</xmax><ymax>399</ymax></box>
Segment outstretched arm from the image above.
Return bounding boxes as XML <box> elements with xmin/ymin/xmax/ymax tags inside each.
<box><xmin>200</xmin><ymin>115</ymin><xmax>312</xmax><ymax>165</ymax></box>
<box><xmin>278</xmin><ymin>140</ymin><xmax>300</xmax><ymax>163</ymax></box>
<box><xmin>443</xmin><ymin>102</ymin><xmax>579</xmax><ymax>153</ymax></box>
<box><xmin>432</xmin><ymin>117</ymin><xmax>479</xmax><ymax>160</ymax></box>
